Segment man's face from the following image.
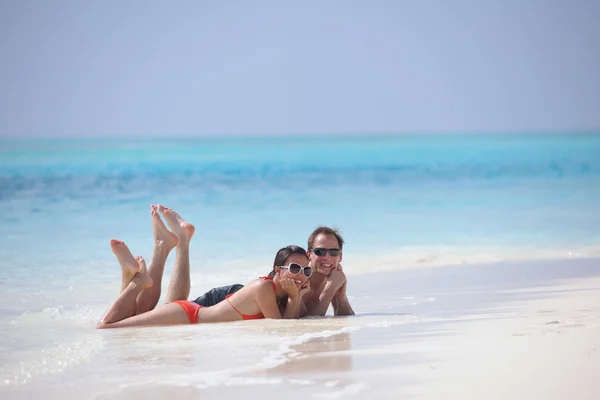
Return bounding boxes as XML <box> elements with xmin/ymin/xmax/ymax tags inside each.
<box><xmin>308</xmin><ymin>233</ymin><xmax>343</xmax><ymax>276</ymax></box>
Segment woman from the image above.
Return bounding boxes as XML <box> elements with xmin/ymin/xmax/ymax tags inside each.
<box><xmin>96</xmin><ymin>205</ymin><xmax>312</xmax><ymax>329</ymax></box>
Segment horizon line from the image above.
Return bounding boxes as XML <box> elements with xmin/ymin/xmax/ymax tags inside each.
<box><xmin>1</xmin><ymin>129</ymin><xmax>600</xmax><ymax>140</ymax></box>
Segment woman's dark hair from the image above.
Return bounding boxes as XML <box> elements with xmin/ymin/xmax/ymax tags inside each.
<box><xmin>268</xmin><ymin>245</ymin><xmax>308</xmax><ymax>278</ymax></box>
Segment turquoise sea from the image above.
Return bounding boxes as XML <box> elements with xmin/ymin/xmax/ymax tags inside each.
<box><xmin>1</xmin><ymin>133</ymin><xmax>599</xmax><ymax>396</ymax></box>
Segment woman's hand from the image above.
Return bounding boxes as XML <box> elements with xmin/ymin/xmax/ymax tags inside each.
<box><xmin>299</xmin><ymin>280</ymin><xmax>311</xmax><ymax>298</ymax></box>
<box><xmin>280</xmin><ymin>278</ymin><xmax>300</xmax><ymax>297</ymax></box>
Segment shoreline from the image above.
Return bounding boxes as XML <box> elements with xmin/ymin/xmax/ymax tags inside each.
<box><xmin>344</xmin><ymin>243</ymin><xmax>600</xmax><ymax>275</ymax></box>
<box><xmin>1</xmin><ymin>257</ymin><xmax>599</xmax><ymax>399</ymax></box>
<box><xmin>258</xmin><ymin>275</ymin><xmax>600</xmax><ymax>399</ymax></box>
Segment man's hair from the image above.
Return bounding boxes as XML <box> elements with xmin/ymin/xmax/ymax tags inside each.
<box><xmin>307</xmin><ymin>226</ymin><xmax>345</xmax><ymax>250</ymax></box>
<box><xmin>268</xmin><ymin>245</ymin><xmax>308</xmax><ymax>278</ymax></box>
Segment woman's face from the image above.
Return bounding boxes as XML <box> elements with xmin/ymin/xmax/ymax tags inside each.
<box><xmin>280</xmin><ymin>253</ymin><xmax>311</xmax><ymax>289</ymax></box>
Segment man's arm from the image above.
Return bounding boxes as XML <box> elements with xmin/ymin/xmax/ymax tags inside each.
<box><xmin>305</xmin><ymin>270</ymin><xmax>346</xmax><ymax>316</ymax></box>
<box><xmin>305</xmin><ymin>285</ymin><xmax>338</xmax><ymax>316</ymax></box>
<box><xmin>332</xmin><ymin>281</ymin><xmax>355</xmax><ymax>316</ymax></box>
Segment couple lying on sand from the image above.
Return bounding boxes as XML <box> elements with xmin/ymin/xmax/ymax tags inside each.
<box><xmin>97</xmin><ymin>205</ymin><xmax>354</xmax><ymax>329</ymax></box>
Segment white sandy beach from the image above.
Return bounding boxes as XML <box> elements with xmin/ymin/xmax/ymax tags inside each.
<box><xmin>172</xmin><ymin>259</ymin><xmax>600</xmax><ymax>400</ymax></box>
<box><xmin>2</xmin><ymin>257</ymin><xmax>598</xmax><ymax>399</ymax></box>
<box><xmin>252</xmin><ymin>275</ymin><xmax>600</xmax><ymax>400</ymax></box>
<box><xmin>2</xmin><ymin>2</ymin><xmax>600</xmax><ymax>398</ymax></box>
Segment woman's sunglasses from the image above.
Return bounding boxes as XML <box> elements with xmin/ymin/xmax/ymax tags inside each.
<box><xmin>280</xmin><ymin>263</ymin><xmax>313</xmax><ymax>278</ymax></box>
<box><xmin>309</xmin><ymin>247</ymin><xmax>341</xmax><ymax>257</ymax></box>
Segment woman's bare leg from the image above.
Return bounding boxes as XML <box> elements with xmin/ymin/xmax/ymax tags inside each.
<box><xmin>97</xmin><ymin>302</ymin><xmax>191</xmax><ymax>329</ymax></box>
<box><xmin>135</xmin><ymin>205</ymin><xmax>179</xmax><ymax>313</ymax></box>
<box><xmin>157</xmin><ymin>205</ymin><xmax>195</xmax><ymax>302</ymax></box>
<box><xmin>110</xmin><ymin>239</ymin><xmax>140</xmax><ymax>293</ymax></box>
<box><xmin>97</xmin><ymin>255</ymin><xmax>153</xmax><ymax>328</ymax></box>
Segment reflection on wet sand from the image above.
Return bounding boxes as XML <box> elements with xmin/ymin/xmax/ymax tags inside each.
<box><xmin>257</xmin><ymin>331</ymin><xmax>354</xmax><ymax>375</ymax></box>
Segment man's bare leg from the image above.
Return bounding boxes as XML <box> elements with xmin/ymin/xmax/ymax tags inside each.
<box><xmin>157</xmin><ymin>204</ymin><xmax>195</xmax><ymax>302</ymax></box>
<box><xmin>135</xmin><ymin>205</ymin><xmax>179</xmax><ymax>314</ymax></box>
<box><xmin>97</xmin><ymin>254</ymin><xmax>153</xmax><ymax>328</ymax></box>
<box><xmin>110</xmin><ymin>239</ymin><xmax>140</xmax><ymax>293</ymax></box>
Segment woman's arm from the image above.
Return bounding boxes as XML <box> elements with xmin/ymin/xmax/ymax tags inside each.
<box><xmin>282</xmin><ymin>294</ymin><xmax>302</xmax><ymax>319</ymax></box>
<box><xmin>255</xmin><ymin>279</ymin><xmax>310</xmax><ymax>319</ymax></box>
<box><xmin>254</xmin><ymin>282</ymin><xmax>284</xmax><ymax>319</ymax></box>
<box><xmin>299</xmin><ymin>298</ymin><xmax>309</xmax><ymax>318</ymax></box>
<box><xmin>283</xmin><ymin>278</ymin><xmax>313</xmax><ymax>319</ymax></box>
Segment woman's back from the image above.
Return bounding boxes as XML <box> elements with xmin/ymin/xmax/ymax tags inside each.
<box><xmin>198</xmin><ymin>278</ymin><xmax>276</xmax><ymax>322</ymax></box>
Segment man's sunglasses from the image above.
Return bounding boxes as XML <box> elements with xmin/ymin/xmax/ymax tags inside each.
<box><xmin>310</xmin><ymin>248</ymin><xmax>341</xmax><ymax>257</ymax></box>
<box><xmin>280</xmin><ymin>263</ymin><xmax>313</xmax><ymax>278</ymax></box>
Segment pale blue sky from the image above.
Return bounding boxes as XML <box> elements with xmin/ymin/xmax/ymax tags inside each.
<box><xmin>1</xmin><ymin>1</ymin><xmax>599</xmax><ymax>137</ymax></box>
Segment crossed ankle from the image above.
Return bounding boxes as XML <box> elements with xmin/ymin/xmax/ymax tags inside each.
<box><xmin>154</xmin><ymin>240</ymin><xmax>177</xmax><ymax>250</ymax></box>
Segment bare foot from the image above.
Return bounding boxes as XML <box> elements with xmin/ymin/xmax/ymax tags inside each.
<box><xmin>151</xmin><ymin>205</ymin><xmax>179</xmax><ymax>250</ymax></box>
<box><xmin>132</xmin><ymin>256</ymin><xmax>153</xmax><ymax>289</ymax></box>
<box><xmin>110</xmin><ymin>239</ymin><xmax>139</xmax><ymax>290</ymax></box>
<box><xmin>156</xmin><ymin>204</ymin><xmax>195</xmax><ymax>244</ymax></box>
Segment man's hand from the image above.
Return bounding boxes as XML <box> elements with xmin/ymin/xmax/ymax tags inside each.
<box><xmin>324</xmin><ymin>264</ymin><xmax>346</xmax><ymax>293</ymax></box>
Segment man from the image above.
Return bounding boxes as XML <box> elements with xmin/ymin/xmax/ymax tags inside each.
<box><xmin>303</xmin><ymin>226</ymin><xmax>355</xmax><ymax>316</ymax></box>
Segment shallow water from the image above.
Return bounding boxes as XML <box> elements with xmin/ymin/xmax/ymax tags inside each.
<box><xmin>1</xmin><ymin>134</ymin><xmax>599</xmax><ymax>395</ymax></box>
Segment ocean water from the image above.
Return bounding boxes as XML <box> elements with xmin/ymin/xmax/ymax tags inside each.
<box><xmin>1</xmin><ymin>133</ymin><xmax>599</xmax><ymax>396</ymax></box>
